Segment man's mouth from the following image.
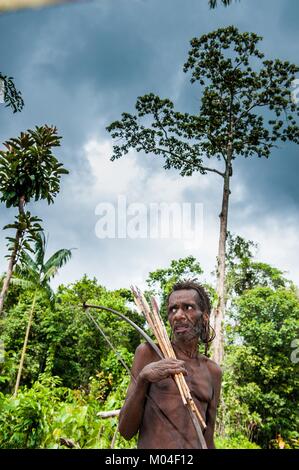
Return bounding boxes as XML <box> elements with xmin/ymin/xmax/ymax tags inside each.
<box><xmin>174</xmin><ymin>324</ymin><xmax>190</xmax><ymax>334</ymax></box>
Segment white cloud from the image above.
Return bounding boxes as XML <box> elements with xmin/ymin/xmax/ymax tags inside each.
<box><xmin>76</xmin><ymin>135</ymin><xmax>299</xmax><ymax>289</ymax></box>
<box><xmin>239</xmin><ymin>215</ymin><xmax>299</xmax><ymax>282</ymax></box>
<box><xmin>84</xmin><ymin>138</ymin><xmax>145</xmax><ymax>197</ymax></box>
<box><xmin>50</xmin><ymin>191</ymin><xmax>299</xmax><ymax>292</ymax></box>
<box><xmin>231</xmin><ymin>180</ymin><xmax>248</xmax><ymax>204</ymax></box>
<box><xmin>83</xmin><ymin>135</ymin><xmax>213</xmax><ymax>203</ymax></box>
<box><xmin>144</xmin><ymin>171</ymin><xmax>211</xmax><ymax>203</ymax></box>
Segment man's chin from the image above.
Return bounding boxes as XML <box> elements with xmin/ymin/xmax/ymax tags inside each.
<box><xmin>173</xmin><ymin>327</ymin><xmax>200</xmax><ymax>343</ymax></box>
<box><xmin>173</xmin><ymin>330</ymin><xmax>191</xmax><ymax>341</ymax></box>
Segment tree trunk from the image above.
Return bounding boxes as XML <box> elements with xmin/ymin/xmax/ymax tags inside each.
<box><xmin>211</xmin><ymin>150</ymin><xmax>232</xmax><ymax>366</ymax></box>
<box><xmin>0</xmin><ymin>195</ymin><xmax>26</xmax><ymax>316</ymax></box>
<box><xmin>14</xmin><ymin>290</ymin><xmax>37</xmax><ymax>397</ymax></box>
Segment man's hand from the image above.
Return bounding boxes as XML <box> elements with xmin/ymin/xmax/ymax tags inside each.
<box><xmin>139</xmin><ymin>358</ymin><xmax>187</xmax><ymax>384</ymax></box>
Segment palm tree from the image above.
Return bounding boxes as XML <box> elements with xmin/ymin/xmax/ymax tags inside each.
<box><xmin>0</xmin><ymin>125</ymin><xmax>68</xmax><ymax>316</ymax></box>
<box><xmin>12</xmin><ymin>232</ymin><xmax>72</xmax><ymax>396</ymax></box>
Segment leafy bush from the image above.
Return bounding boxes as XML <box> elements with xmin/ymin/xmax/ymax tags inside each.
<box><xmin>0</xmin><ymin>371</ymin><xmax>135</xmax><ymax>449</ymax></box>
<box><xmin>222</xmin><ymin>286</ymin><xmax>299</xmax><ymax>448</ymax></box>
<box><xmin>215</xmin><ymin>434</ymin><xmax>261</xmax><ymax>449</ymax></box>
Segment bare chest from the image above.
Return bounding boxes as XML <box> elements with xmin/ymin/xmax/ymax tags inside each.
<box><xmin>150</xmin><ymin>358</ymin><xmax>213</xmax><ymax>404</ymax></box>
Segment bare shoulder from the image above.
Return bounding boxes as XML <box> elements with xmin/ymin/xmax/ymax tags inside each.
<box><xmin>134</xmin><ymin>342</ymin><xmax>160</xmax><ymax>363</ymax></box>
<box><xmin>130</xmin><ymin>342</ymin><xmax>161</xmax><ymax>378</ymax></box>
<box><xmin>201</xmin><ymin>355</ymin><xmax>222</xmax><ymax>381</ymax></box>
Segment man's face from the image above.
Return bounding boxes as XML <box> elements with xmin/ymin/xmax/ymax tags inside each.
<box><xmin>167</xmin><ymin>289</ymin><xmax>203</xmax><ymax>341</ymax></box>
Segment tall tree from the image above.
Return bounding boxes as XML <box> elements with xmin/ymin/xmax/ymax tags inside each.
<box><xmin>0</xmin><ymin>125</ymin><xmax>68</xmax><ymax>316</ymax></box>
<box><xmin>11</xmin><ymin>231</ymin><xmax>72</xmax><ymax>396</ymax></box>
<box><xmin>107</xmin><ymin>26</ymin><xmax>299</xmax><ymax>365</ymax></box>
<box><xmin>0</xmin><ymin>73</ymin><xmax>24</xmax><ymax>113</ymax></box>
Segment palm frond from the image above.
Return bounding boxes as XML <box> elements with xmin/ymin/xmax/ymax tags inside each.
<box><xmin>14</xmin><ymin>263</ymin><xmax>40</xmax><ymax>284</ymax></box>
<box><xmin>11</xmin><ymin>233</ymin><xmax>72</xmax><ymax>302</ymax></box>
<box><xmin>41</xmin><ymin>282</ymin><xmax>55</xmax><ymax>305</ymax></box>
<box><xmin>41</xmin><ymin>265</ymin><xmax>58</xmax><ymax>283</ymax></box>
<box><xmin>43</xmin><ymin>248</ymin><xmax>73</xmax><ymax>279</ymax></box>
<box><xmin>34</xmin><ymin>231</ymin><xmax>47</xmax><ymax>267</ymax></box>
<box><xmin>19</xmin><ymin>250</ymin><xmax>39</xmax><ymax>273</ymax></box>
<box><xmin>10</xmin><ymin>277</ymin><xmax>35</xmax><ymax>290</ymax></box>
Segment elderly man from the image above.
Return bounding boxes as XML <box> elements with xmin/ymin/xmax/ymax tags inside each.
<box><xmin>118</xmin><ymin>280</ymin><xmax>222</xmax><ymax>449</ymax></box>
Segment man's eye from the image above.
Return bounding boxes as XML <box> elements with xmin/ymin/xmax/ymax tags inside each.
<box><xmin>170</xmin><ymin>308</ymin><xmax>177</xmax><ymax>313</ymax></box>
<box><xmin>187</xmin><ymin>305</ymin><xmax>193</xmax><ymax>310</ymax></box>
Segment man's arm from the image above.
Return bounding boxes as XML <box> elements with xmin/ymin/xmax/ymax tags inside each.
<box><xmin>118</xmin><ymin>343</ymin><xmax>152</xmax><ymax>440</ymax></box>
<box><xmin>203</xmin><ymin>361</ymin><xmax>222</xmax><ymax>449</ymax></box>
<box><xmin>118</xmin><ymin>342</ymin><xmax>187</xmax><ymax>440</ymax></box>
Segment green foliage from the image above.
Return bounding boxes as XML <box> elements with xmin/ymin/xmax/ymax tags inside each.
<box><xmin>0</xmin><ymin>73</ymin><xmax>24</xmax><ymax>113</ymax></box>
<box><xmin>147</xmin><ymin>256</ymin><xmax>204</xmax><ymax>294</ymax></box>
<box><xmin>4</xmin><ymin>213</ymin><xmax>43</xmax><ymax>261</ymax></box>
<box><xmin>213</xmin><ymin>236</ymin><xmax>299</xmax><ymax>448</ymax></box>
<box><xmin>107</xmin><ymin>26</ymin><xmax>299</xmax><ymax>371</ymax></box>
<box><xmin>101</xmin><ymin>348</ymin><xmax>134</xmax><ymax>385</ymax></box>
<box><xmin>0</xmin><ymin>277</ymin><xmax>142</xmax><ymax>391</ymax></box>
<box><xmin>223</xmin><ymin>286</ymin><xmax>299</xmax><ymax>447</ymax></box>
<box><xmin>1</xmin><ymin>252</ymin><xmax>298</xmax><ymax>449</ymax></box>
<box><xmin>0</xmin><ymin>274</ymin><xmax>24</xmax><ymax>312</ymax></box>
<box><xmin>146</xmin><ymin>256</ymin><xmax>213</xmax><ymax>322</ymax></box>
<box><xmin>215</xmin><ymin>434</ymin><xmax>260</xmax><ymax>449</ymax></box>
<box><xmin>226</xmin><ymin>233</ymin><xmax>288</xmax><ymax>296</ymax></box>
<box><xmin>0</xmin><ymin>292</ymin><xmax>55</xmax><ymax>392</ymax></box>
<box><xmin>0</xmin><ymin>125</ymin><xmax>69</xmax><ymax>317</ymax></box>
<box><xmin>13</xmin><ymin>231</ymin><xmax>73</xmax><ymax>303</ymax></box>
<box><xmin>184</xmin><ymin>27</ymin><xmax>299</xmax><ymax>157</ymax></box>
<box><xmin>0</xmin><ymin>125</ymin><xmax>68</xmax><ymax>208</ymax></box>
<box><xmin>107</xmin><ymin>26</ymin><xmax>299</xmax><ymax>175</ymax></box>
<box><xmin>0</xmin><ymin>375</ymin><xmax>70</xmax><ymax>448</ymax></box>
<box><xmin>6</xmin><ymin>231</ymin><xmax>73</xmax><ymax>396</ymax></box>
<box><xmin>0</xmin><ymin>373</ymin><xmax>134</xmax><ymax>449</ymax></box>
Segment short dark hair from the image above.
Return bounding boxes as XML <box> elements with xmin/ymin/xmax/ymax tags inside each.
<box><xmin>167</xmin><ymin>279</ymin><xmax>215</xmax><ymax>353</ymax></box>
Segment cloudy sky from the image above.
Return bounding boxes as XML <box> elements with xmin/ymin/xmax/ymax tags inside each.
<box><xmin>0</xmin><ymin>0</ymin><xmax>298</xmax><ymax>291</ymax></box>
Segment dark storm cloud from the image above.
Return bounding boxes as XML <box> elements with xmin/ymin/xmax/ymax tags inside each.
<box><xmin>0</xmin><ymin>0</ymin><xmax>298</xmax><ymax>287</ymax></box>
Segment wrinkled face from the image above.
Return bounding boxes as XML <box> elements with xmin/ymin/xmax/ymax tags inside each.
<box><xmin>167</xmin><ymin>289</ymin><xmax>202</xmax><ymax>341</ymax></box>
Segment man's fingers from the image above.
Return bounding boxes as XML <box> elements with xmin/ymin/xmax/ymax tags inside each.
<box><xmin>165</xmin><ymin>366</ymin><xmax>188</xmax><ymax>376</ymax></box>
<box><xmin>162</xmin><ymin>359</ymin><xmax>185</xmax><ymax>367</ymax></box>
<box><xmin>160</xmin><ymin>360</ymin><xmax>187</xmax><ymax>374</ymax></box>
<box><xmin>164</xmin><ymin>362</ymin><xmax>186</xmax><ymax>370</ymax></box>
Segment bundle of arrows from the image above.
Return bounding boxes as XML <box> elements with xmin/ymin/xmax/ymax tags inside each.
<box><xmin>131</xmin><ymin>285</ymin><xmax>207</xmax><ymax>449</ymax></box>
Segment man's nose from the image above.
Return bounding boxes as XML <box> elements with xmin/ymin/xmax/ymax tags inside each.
<box><xmin>173</xmin><ymin>307</ymin><xmax>186</xmax><ymax>321</ymax></box>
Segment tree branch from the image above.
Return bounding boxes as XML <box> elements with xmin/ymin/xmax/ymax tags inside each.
<box><xmin>201</xmin><ymin>166</ymin><xmax>225</xmax><ymax>177</ymax></box>
<box><xmin>235</xmin><ymin>100</ymin><xmax>267</xmax><ymax>123</ymax></box>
